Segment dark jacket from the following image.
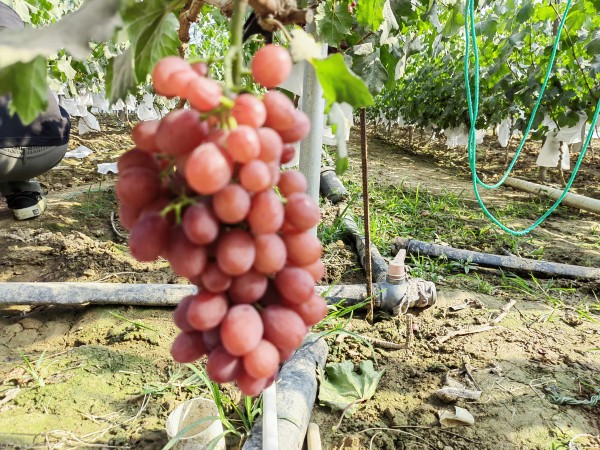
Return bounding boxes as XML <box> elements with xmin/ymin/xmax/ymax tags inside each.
<box><xmin>0</xmin><ymin>3</ymin><xmax>71</xmax><ymax>148</ymax></box>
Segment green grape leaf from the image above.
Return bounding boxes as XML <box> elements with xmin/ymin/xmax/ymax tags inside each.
<box><xmin>356</xmin><ymin>0</ymin><xmax>386</xmax><ymax>31</ymax></box>
<box><xmin>0</xmin><ymin>56</ymin><xmax>48</xmax><ymax>125</ymax></box>
<box><xmin>56</xmin><ymin>55</ymin><xmax>77</xmax><ymax>81</ymax></box>
<box><xmin>315</xmin><ymin>1</ymin><xmax>354</xmax><ymax>46</ymax></box>
<box><xmin>391</xmin><ymin>0</ymin><xmax>416</xmax><ymax>20</ymax></box>
<box><xmin>318</xmin><ymin>360</ymin><xmax>384</xmax><ymax>415</ymax></box>
<box><xmin>123</xmin><ymin>0</ymin><xmax>181</xmax><ymax>82</ymax></box>
<box><xmin>516</xmin><ymin>1</ymin><xmax>534</xmax><ymax>23</ymax></box>
<box><xmin>351</xmin><ymin>50</ymin><xmax>388</xmax><ymax>95</ymax></box>
<box><xmin>312</xmin><ymin>53</ymin><xmax>374</xmax><ymax>112</ymax></box>
<box><xmin>586</xmin><ymin>37</ymin><xmax>600</xmax><ymax>55</ymax></box>
<box><xmin>442</xmin><ymin>4</ymin><xmax>464</xmax><ymax>38</ymax></box>
<box><xmin>533</xmin><ymin>5</ymin><xmax>556</xmax><ymax>21</ymax></box>
<box><xmin>106</xmin><ymin>48</ymin><xmax>137</xmax><ymax>103</ymax></box>
<box><xmin>379</xmin><ymin>45</ymin><xmax>400</xmax><ymax>89</ymax></box>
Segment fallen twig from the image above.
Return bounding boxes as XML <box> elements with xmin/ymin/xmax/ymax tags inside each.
<box><xmin>437</xmin><ymin>300</ymin><xmax>517</xmax><ymax>344</ymax></box>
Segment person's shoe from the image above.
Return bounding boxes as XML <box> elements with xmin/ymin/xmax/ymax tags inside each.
<box><xmin>5</xmin><ymin>191</ymin><xmax>47</xmax><ymax>220</ymax></box>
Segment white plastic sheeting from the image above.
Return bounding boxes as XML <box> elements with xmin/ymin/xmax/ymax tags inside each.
<box><xmin>97</xmin><ymin>162</ymin><xmax>119</xmax><ymax>174</ymax></box>
<box><xmin>536</xmin><ymin>112</ymin><xmax>587</xmax><ymax>170</ymax></box>
<box><xmin>497</xmin><ymin>117</ymin><xmax>512</xmax><ymax>148</ymax></box>
<box><xmin>444</xmin><ymin>125</ymin><xmax>484</xmax><ymax>148</ymax></box>
<box><xmin>64</xmin><ymin>145</ymin><xmax>93</xmax><ymax>159</ymax></box>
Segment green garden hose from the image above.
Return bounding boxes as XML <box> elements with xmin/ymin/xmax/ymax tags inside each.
<box><xmin>464</xmin><ymin>0</ymin><xmax>600</xmax><ymax>235</ymax></box>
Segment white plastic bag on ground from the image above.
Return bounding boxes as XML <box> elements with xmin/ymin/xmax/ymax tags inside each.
<box><xmin>97</xmin><ymin>162</ymin><xmax>118</xmax><ymax>174</ymax></box>
<box><xmin>64</xmin><ymin>145</ymin><xmax>93</xmax><ymax>159</ymax></box>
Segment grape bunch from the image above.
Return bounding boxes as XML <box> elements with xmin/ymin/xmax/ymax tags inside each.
<box><xmin>115</xmin><ymin>45</ymin><xmax>328</xmax><ymax>396</ymax></box>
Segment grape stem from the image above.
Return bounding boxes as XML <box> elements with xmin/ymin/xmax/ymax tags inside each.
<box><xmin>161</xmin><ymin>196</ymin><xmax>197</xmax><ymax>224</ymax></box>
<box><xmin>228</xmin><ymin>0</ymin><xmax>247</xmax><ymax>90</ymax></box>
<box><xmin>262</xmin><ymin>17</ymin><xmax>292</xmax><ymax>42</ymax></box>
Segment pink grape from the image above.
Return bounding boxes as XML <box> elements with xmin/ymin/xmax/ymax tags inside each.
<box><xmin>212</xmin><ymin>183</ymin><xmax>251</xmax><ymax>224</ymax></box>
<box><xmin>247</xmin><ymin>189</ymin><xmax>284</xmax><ymax>235</ymax></box>
<box><xmin>257</xmin><ymin>127</ymin><xmax>283</xmax><ymax>162</ymax></box>
<box><xmin>182</xmin><ymin>202</ymin><xmax>219</xmax><ymax>245</ymax></box>
<box><xmin>284</xmin><ymin>193</ymin><xmax>321</xmax><ymax>230</ymax></box>
<box><xmin>236</xmin><ymin>370</ymin><xmax>268</xmax><ymax>397</ymax></box>
<box><xmin>131</xmin><ymin>121</ymin><xmax>161</xmax><ymax>153</ymax></box>
<box><xmin>116</xmin><ymin>167</ymin><xmax>160</xmax><ymax>209</ymax></box>
<box><xmin>263</xmin><ymin>91</ymin><xmax>295</xmax><ymax>130</ymax></box>
<box><xmin>187</xmin><ymin>76</ymin><xmax>223</xmax><ymax>112</ymax></box>
<box><xmin>155</xmin><ymin>109</ymin><xmax>208</xmax><ymax>156</ymax></box>
<box><xmin>280</xmin><ymin>144</ymin><xmax>296</xmax><ymax>164</ymax></box>
<box><xmin>261</xmin><ymin>305</ymin><xmax>306</xmax><ymax>352</ymax></box>
<box><xmin>277</xmin><ymin>110</ymin><xmax>310</xmax><ymax>143</ymax></box>
<box><xmin>300</xmin><ymin>259</ymin><xmax>325</xmax><ymax>282</ymax></box>
<box><xmin>216</xmin><ymin>229</ymin><xmax>255</xmax><ymax>276</ymax></box>
<box><xmin>185</xmin><ymin>143</ymin><xmax>232</xmax><ymax>195</ymax></box>
<box><xmin>286</xmin><ymin>294</ymin><xmax>328</xmax><ymax>326</ymax></box>
<box><xmin>202</xmin><ymin>326</ymin><xmax>221</xmax><ymax>351</ymax></box>
<box><xmin>239</xmin><ymin>160</ymin><xmax>271</xmax><ymax>193</ymax></box>
<box><xmin>171</xmin><ymin>332</ymin><xmax>208</xmax><ymax>363</ymax></box>
<box><xmin>169</xmin><ymin>69</ymin><xmax>200</xmax><ymax>98</ymax></box>
<box><xmin>166</xmin><ymin>228</ymin><xmax>207</xmax><ymax>279</ymax></box>
<box><xmin>117</xmin><ymin>149</ymin><xmax>160</xmax><ymax>174</ymax></box>
<box><xmin>226</xmin><ymin>125</ymin><xmax>260</xmax><ymax>163</ymax></box>
<box><xmin>129</xmin><ymin>212</ymin><xmax>170</xmax><ymax>262</ymax></box>
<box><xmin>251</xmin><ymin>45</ymin><xmax>292</xmax><ymax>88</ymax></box>
<box><xmin>274</xmin><ymin>266</ymin><xmax>314</xmax><ymax>305</ymax></box>
<box><xmin>243</xmin><ymin>339</ymin><xmax>279</xmax><ymax>379</ymax></box>
<box><xmin>118</xmin><ymin>203</ymin><xmax>141</xmax><ymax>231</ymax></box>
<box><xmin>173</xmin><ymin>295</ymin><xmax>196</xmax><ymax>332</ymax></box>
<box><xmin>152</xmin><ymin>56</ymin><xmax>191</xmax><ymax>97</ymax></box>
<box><xmin>228</xmin><ymin>270</ymin><xmax>268</xmax><ymax>304</ymax></box>
<box><xmin>207</xmin><ymin>346</ymin><xmax>242</xmax><ymax>383</ymax></box>
<box><xmin>278</xmin><ymin>171</ymin><xmax>307</xmax><ymax>197</ymax></box>
<box><xmin>186</xmin><ymin>292</ymin><xmax>228</xmax><ymax>331</ymax></box>
<box><xmin>220</xmin><ymin>305</ymin><xmax>263</xmax><ymax>356</ymax></box>
<box><xmin>283</xmin><ymin>231</ymin><xmax>322</xmax><ymax>266</ymax></box>
<box><xmin>201</xmin><ymin>263</ymin><xmax>232</xmax><ymax>293</ymax></box>
<box><xmin>191</xmin><ymin>62</ymin><xmax>208</xmax><ymax>77</ymax></box>
<box><xmin>253</xmin><ymin>234</ymin><xmax>287</xmax><ymax>274</ymax></box>
<box><xmin>232</xmin><ymin>94</ymin><xmax>266</xmax><ymax>128</ymax></box>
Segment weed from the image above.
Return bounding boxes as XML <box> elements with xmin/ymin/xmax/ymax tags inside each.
<box><xmin>108</xmin><ymin>310</ymin><xmax>160</xmax><ymax>333</ymax></box>
<box><xmin>186</xmin><ymin>363</ymin><xmax>262</xmax><ymax>438</ymax></box>
<box><xmin>19</xmin><ymin>350</ymin><xmax>47</xmax><ymax>388</ymax></box>
<box><xmin>318</xmin><ymin>195</ymin><xmax>357</xmax><ymax>246</ymax></box>
<box><xmin>407</xmin><ymin>254</ymin><xmax>450</xmax><ymax>283</ymax></box>
<box><xmin>498</xmin><ymin>272</ymin><xmax>575</xmax><ymax>309</ymax></box>
<box><xmin>72</xmin><ymin>188</ymin><xmax>116</xmax><ymax>221</ymax></box>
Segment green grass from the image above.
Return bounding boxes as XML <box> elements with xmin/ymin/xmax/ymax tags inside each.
<box><xmin>72</xmin><ymin>187</ymin><xmax>117</xmax><ymax>221</ymax></box>
<box><xmin>342</xmin><ymin>180</ymin><xmax>553</xmax><ymax>259</ymax></box>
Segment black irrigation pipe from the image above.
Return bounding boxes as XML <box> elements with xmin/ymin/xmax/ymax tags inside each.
<box><xmin>320</xmin><ymin>163</ymin><xmax>389</xmax><ymax>283</ymax></box>
<box><xmin>393</xmin><ymin>237</ymin><xmax>600</xmax><ymax>280</ymax></box>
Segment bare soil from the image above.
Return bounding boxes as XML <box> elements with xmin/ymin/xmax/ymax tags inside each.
<box><xmin>0</xmin><ymin>119</ymin><xmax>598</xmax><ymax>450</ymax></box>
